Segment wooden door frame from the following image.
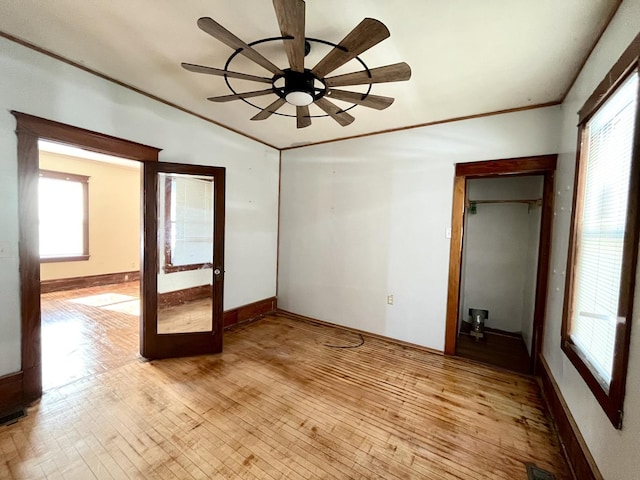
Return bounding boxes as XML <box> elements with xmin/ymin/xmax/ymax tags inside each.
<box><xmin>11</xmin><ymin>112</ymin><xmax>160</xmax><ymax>407</ymax></box>
<box><xmin>444</xmin><ymin>154</ymin><xmax>557</xmax><ymax>375</ymax></box>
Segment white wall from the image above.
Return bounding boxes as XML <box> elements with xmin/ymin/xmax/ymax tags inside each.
<box><xmin>278</xmin><ymin>106</ymin><xmax>561</xmax><ymax>351</ymax></box>
<box><xmin>460</xmin><ymin>176</ymin><xmax>542</xmax><ymax>345</ymax></box>
<box><xmin>543</xmin><ymin>1</ymin><xmax>640</xmax><ymax>479</ymax></box>
<box><xmin>0</xmin><ymin>38</ymin><xmax>279</xmax><ymax>377</ymax></box>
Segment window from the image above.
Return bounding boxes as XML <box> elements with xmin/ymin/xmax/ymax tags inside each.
<box><xmin>38</xmin><ymin>170</ymin><xmax>89</xmax><ymax>262</ymax></box>
<box><xmin>163</xmin><ymin>174</ymin><xmax>214</xmax><ymax>273</ymax></box>
<box><xmin>562</xmin><ymin>43</ymin><xmax>640</xmax><ymax>429</ymax></box>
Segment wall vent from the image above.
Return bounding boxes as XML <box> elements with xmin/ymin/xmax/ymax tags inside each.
<box><xmin>0</xmin><ymin>409</ymin><xmax>25</xmax><ymax>427</ymax></box>
<box><xmin>526</xmin><ymin>463</ymin><xmax>556</xmax><ymax>480</ymax></box>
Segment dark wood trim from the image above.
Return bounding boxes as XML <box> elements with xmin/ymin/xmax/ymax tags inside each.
<box><xmin>275</xmin><ymin>150</ymin><xmax>283</xmax><ymax>298</ymax></box>
<box><xmin>444</xmin><ymin>155</ymin><xmax>557</xmax><ymax>369</ymax></box>
<box><xmin>209</xmin><ymin>165</ymin><xmax>226</xmax><ymax>340</ymax></box>
<box><xmin>280</xmin><ymin>102</ymin><xmax>561</xmax><ymax>151</ymax></box>
<box><xmin>14</xmin><ymin>112</ymin><xmax>159</xmax><ymax>406</ymax></box>
<box><xmin>158</xmin><ymin>285</ymin><xmax>211</xmax><ymax>309</ymax></box>
<box><xmin>1</xmin><ymin>32</ymin><xmax>279</xmax><ymax>151</ymax></box>
<box><xmin>224</xmin><ymin>297</ymin><xmax>277</xmax><ymax>329</ymax></box>
<box><xmin>560</xmin><ymin>0</ymin><xmax>624</xmax><ymax>103</ymax></box>
<box><xmin>455</xmin><ymin>155</ymin><xmax>557</xmax><ymax>177</ymax></box>
<box><xmin>0</xmin><ymin>372</ymin><xmax>24</xmax><ymax>416</ymax></box>
<box><xmin>162</xmin><ymin>263</ymin><xmax>213</xmax><ymax>274</ymax></box>
<box><xmin>13</xmin><ymin>112</ymin><xmax>160</xmax><ymax>161</ymax></box>
<box><xmin>16</xmin><ymin>122</ymin><xmax>43</xmax><ymax>404</ymax></box>
<box><xmin>40</xmin><ymin>270</ymin><xmax>140</xmax><ymax>294</ymax></box>
<box><xmin>40</xmin><ymin>255</ymin><xmax>90</xmax><ymax>264</ymax></box>
<box><xmin>530</xmin><ymin>170</ymin><xmax>555</xmax><ymax>375</ymax></box>
<box><xmin>278</xmin><ymin>309</ymin><xmax>443</xmax><ymax>356</ymax></box>
<box><xmin>610</xmin><ymin>71</ymin><xmax>640</xmax><ymax>422</ymax></box>
<box><xmin>444</xmin><ymin>176</ymin><xmax>465</xmax><ymax>355</ymax></box>
<box><xmin>560</xmin><ymin>45</ymin><xmax>640</xmax><ymax>429</ymax></box>
<box><xmin>141</xmin><ymin>161</ymin><xmax>156</xmax><ymax>357</ymax></box>
<box><xmin>538</xmin><ymin>357</ymin><xmax>604</xmax><ymax>480</ymax></box>
<box><xmin>578</xmin><ymin>31</ymin><xmax>640</xmax><ymax>125</ymax></box>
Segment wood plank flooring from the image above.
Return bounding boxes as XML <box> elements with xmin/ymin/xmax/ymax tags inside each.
<box><xmin>40</xmin><ymin>282</ymin><xmax>141</xmax><ymax>391</ymax></box>
<box><xmin>456</xmin><ymin>331</ymin><xmax>531</xmax><ymax>374</ymax></box>
<box><xmin>4</xmin><ymin>285</ymin><xmax>571</xmax><ymax>479</ymax></box>
<box><xmin>158</xmin><ymin>298</ymin><xmax>212</xmax><ymax>334</ymax></box>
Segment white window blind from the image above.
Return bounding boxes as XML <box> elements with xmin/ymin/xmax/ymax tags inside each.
<box><xmin>39</xmin><ymin>175</ymin><xmax>85</xmax><ymax>258</ymax></box>
<box><xmin>571</xmin><ymin>71</ymin><xmax>639</xmax><ymax>387</ymax></box>
<box><xmin>167</xmin><ymin>175</ymin><xmax>214</xmax><ymax>267</ymax></box>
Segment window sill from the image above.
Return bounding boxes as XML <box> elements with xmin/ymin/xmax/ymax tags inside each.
<box><xmin>561</xmin><ymin>339</ymin><xmax>622</xmax><ymax>428</ymax></box>
<box><xmin>163</xmin><ymin>263</ymin><xmax>212</xmax><ymax>274</ymax></box>
<box><xmin>40</xmin><ymin>255</ymin><xmax>90</xmax><ymax>263</ymax></box>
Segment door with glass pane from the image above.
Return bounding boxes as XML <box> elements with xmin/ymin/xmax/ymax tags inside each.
<box><xmin>141</xmin><ymin>162</ymin><xmax>225</xmax><ymax>359</ymax></box>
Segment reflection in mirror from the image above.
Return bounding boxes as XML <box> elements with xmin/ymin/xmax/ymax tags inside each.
<box><xmin>157</xmin><ymin>173</ymin><xmax>215</xmax><ymax>334</ymax></box>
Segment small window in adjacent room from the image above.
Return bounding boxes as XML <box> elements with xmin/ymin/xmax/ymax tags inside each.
<box><xmin>562</xmin><ymin>59</ymin><xmax>639</xmax><ymax>428</ymax></box>
<box><xmin>39</xmin><ymin>170</ymin><xmax>89</xmax><ymax>262</ymax></box>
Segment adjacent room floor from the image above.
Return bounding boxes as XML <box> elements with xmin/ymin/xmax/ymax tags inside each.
<box><xmin>456</xmin><ymin>330</ymin><xmax>532</xmax><ymax>375</ymax></box>
<box><xmin>40</xmin><ymin>282</ymin><xmax>141</xmax><ymax>391</ymax></box>
<box><xmin>3</xmin><ymin>284</ymin><xmax>570</xmax><ymax>479</ymax></box>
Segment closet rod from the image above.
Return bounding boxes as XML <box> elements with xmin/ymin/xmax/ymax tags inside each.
<box><xmin>466</xmin><ymin>198</ymin><xmax>542</xmax><ymax>206</ymax></box>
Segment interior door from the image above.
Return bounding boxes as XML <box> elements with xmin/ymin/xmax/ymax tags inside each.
<box><xmin>141</xmin><ymin>162</ymin><xmax>225</xmax><ymax>359</ymax></box>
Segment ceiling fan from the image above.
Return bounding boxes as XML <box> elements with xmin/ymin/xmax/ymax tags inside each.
<box><xmin>181</xmin><ymin>0</ymin><xmax>411</xmax><ymax>128</ymax></box>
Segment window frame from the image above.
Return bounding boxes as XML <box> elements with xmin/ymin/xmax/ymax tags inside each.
<box><xmin>162</xmin><ymin>175</ymin><xmax>214</xmax><ymax>273</ymax></box>
<box><xmin>561</xmin><ymin>33</ymin><xmax>640</xmax><ymax>429</ymax></box>
<box><xmin>38</xmin><ymin>169</ymin><xmax>90</xmax><ymax>263</ymax></box>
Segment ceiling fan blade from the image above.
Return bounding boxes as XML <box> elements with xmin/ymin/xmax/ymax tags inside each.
<box><xmin>251</xmin><ymin>98</ymin><xmax>287</xmax><ymax>120</ymax></box>
<box><xmin>207</xmin><ymin>89</ymin><xmax>275</xmax><ymax>102</ymax></box>
<box><xmin>273</xmin><ymin>0</ymin><xmax>306</xmax><ymax>73</ymax></box>
<box><xmin>326</xmin><ymin>89</ymin><xmax>394</xmax><ymax>110</ymax></box>
<box><xmin>197</xmin><ymin>17</ymin><xmax>283</xmax><ymax>75</ymax></box>
<box><xmin>181</xmin><ymin>63</ymin><xmax>273</xmax><ymax>84</ymax></box>
<box><xmin>311</xmin><ymin>18</ymin><xmax>390</xmax><ymax>78</ymax></box>
<box><xmin>314</xmin><ymin>98</ymin><xmax>355</xmax><ymax>126</ymax></box>
<box><xmin>297</xmin><ymin>105</ymin><xmax>312</xmax><ymax>128</ymax></box>
<box><xmin>324</xmin><ymin>62</ymin><xmax>411</xmax><ymax>87</ymax></box>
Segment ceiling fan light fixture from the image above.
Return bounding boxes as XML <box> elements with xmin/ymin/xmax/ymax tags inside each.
<box><xmin>285</xmin><ymin>90</ymin><xmax>314</xmax><ymax>106</ymax></box>
<box><xmin>184</xmin><ymin>1</ymin><xmax>412</xmax><ymax>128</ymax></box>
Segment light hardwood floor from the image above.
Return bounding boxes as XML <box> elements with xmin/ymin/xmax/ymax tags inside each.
<box><xmin>2</xmin><ymin>285</ymin><xmax>570</xmax><ymax>479</ymax></box>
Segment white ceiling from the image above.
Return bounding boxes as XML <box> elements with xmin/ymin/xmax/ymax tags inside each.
<box><xmin>0</xmin><ymin>0</ymin><xmax>619</xmax><ymax>149</ymax></box>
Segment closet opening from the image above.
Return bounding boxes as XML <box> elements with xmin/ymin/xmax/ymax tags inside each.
<box><xmin>456</xmin><ymin>175</ymin><xmax>543</xmax><ymax>373</ymax></box>
<box><xmin>444</xmin><ymin>155</ymin><xmax>556</xmax><ymax>375</ymax></box>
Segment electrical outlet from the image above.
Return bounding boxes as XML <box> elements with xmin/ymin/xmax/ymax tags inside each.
<box><xmin>387</xmin><ymin>294</ymin><xmax>394</xmax><ymax>305</ymax></box>
<box><xmin>0</xmin><ymin>242</ymin><xmax>11</xmax><ymax>258</ymax></box>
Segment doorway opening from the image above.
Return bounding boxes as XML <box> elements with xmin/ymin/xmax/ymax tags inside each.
<box><xmin>455</xmin><ymin>175</ymin><xmax>543</xmax><ymax>374</ymax></box>
<box><xmin>444</xmin><ymin>155</ymin><xmax>556</xmax><ymax>375</ymax></box>
<box><xmin>38</xmin><ymin>140</ymin><xmax>142</xmax><ymax>391</ymax></box>
<box><xmin>13</xmin><ymin>112</ymin><xmax>160</xmax><ymax>405</ymax></box>
<box><xmin>14</xmin><ymin>112</ymin><xmax>226</xmax><ymax>407</ymax></box>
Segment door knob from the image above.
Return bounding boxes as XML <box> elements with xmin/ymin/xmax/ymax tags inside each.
<box><xmin>214</xmin><ymin>268</ymin><xmax>221</xmax><ymax>275</ymax></box>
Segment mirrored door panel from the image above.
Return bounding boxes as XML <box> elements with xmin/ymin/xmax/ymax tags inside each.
<box><xmin>157</xmin><ymin>173</ymin><xmax>215</xmax><ymax>334</ymax></box>
<box><xmin>142</xmin><ymin>163</ymin><xmax>225</xmax><ymax>359</ymax></box>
